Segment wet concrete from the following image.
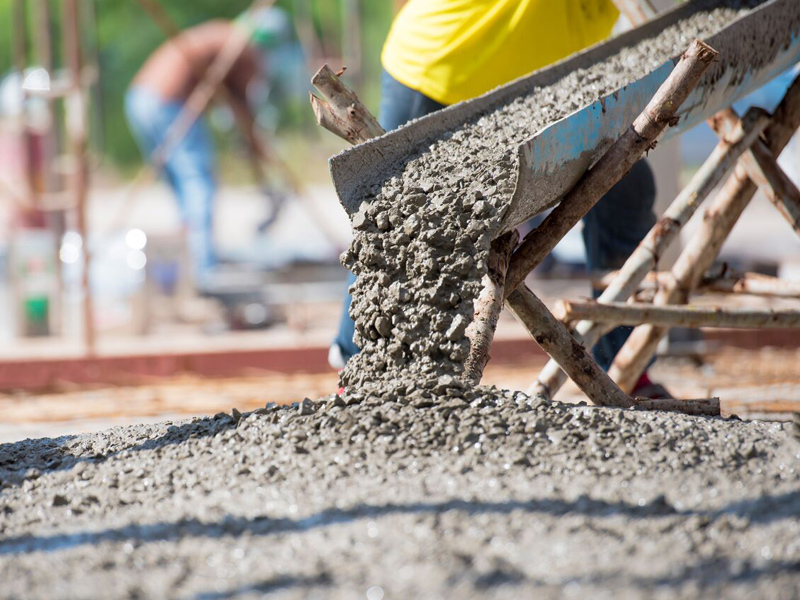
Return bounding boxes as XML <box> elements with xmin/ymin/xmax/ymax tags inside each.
<box><xmin>340</xmin><ymin>1</ymin><xmax>768</xmax><ymax>397</ymax></box>
<box><xmin>1</xmin><ymin>393</ymin><xmax>798</xmax><ymax>598</ymax></box>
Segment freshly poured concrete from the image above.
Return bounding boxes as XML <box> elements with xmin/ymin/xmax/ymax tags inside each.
<box><xmin>1</xmin><ymin>393</ymin><xmax>798</xmax><ymax>598</ymax></box>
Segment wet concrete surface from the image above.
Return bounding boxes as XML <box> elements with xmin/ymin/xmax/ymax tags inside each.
<box><xmin>1</xmin><ymin>389</ymin><xmax>798</xmax><ymax>599</ymax></box>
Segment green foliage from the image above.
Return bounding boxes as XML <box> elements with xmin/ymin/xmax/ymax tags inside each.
<box><xmin>0</xmin><ymin>0</ymin><xmax>394</xmax><ymax>168</ymax></box>
<box><xmin>98</xmin><ymin>0</ymin><xmax>393</xmax><ymax>167</ymax></box>
<box><xmin>95</xmin><ymin>0</ymin><xmax>255</xmax><ymax>165</ymax></box>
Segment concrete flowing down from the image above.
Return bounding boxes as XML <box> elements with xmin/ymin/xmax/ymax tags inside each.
<box><xmin>339</xmin><ymin>0</ymin><xmax>767</xmax><ymax>397</ymax></box>
<box><xmin>1</xmin><ymin>392</ymin><xmax>799</xmax><ymax>599</ymax></box>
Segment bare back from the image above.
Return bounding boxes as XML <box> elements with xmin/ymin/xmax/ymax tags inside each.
<box><xmin>132</xmin><ymin>20</ymin><xmax>260</xmax><ymax>103</ymax></box>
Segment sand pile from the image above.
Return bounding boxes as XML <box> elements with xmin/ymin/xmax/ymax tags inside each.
<box><xmin>340</xmin><ymin>0</ymin><xmax>763</xmax><ymax>396</ymax></box>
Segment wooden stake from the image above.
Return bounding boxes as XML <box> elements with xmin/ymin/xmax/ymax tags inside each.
<box><xmin>700</xmin><ymin>271</ymin><xmax>800</xmax><ymax>298</ymax></box>
<box><xmin>508</xmin><ymin>285</ymin><xmax>719</xmax><ymax>415</ymax></box>
<box><xmin>709</xmin><ymin>108</ymin><xmax>800</xmax><ymax>237</ymax></box>
<box><xmin>310</xmin><ymin>64</ymin><xmax>385</xmax><ymax>144</ymax></box>
<box><xmin>593</xmin><ymin>269</ymin><xmax>800</xmax><ymax>299</ymax></box>
<box><xmin>609</xmin><ymin>73</ymin><xmax>800</xmax><ymax>392</ymax></box>
<box><xmin>748</xmin><ymin>143</ymin><xmax>800</xmax><ymax>236</ymax></box>
<box><xmin>504</xmin><ymin>40</ymin><xmax>718</xmax><ymax>296</ymax></box>
<box><xmin>555</xmin><ymin>300</ymin><xmax>800</xmax><ymax>329</ymax></box>
<box><xmin>633</xmin><ymin>397</ymin><xmax>720</xmax><ymax>417</ymax></box>
<box><xmin>506</xmin><ymin>285</ymin><xmax>635</xmax><ymax>408</ymax></box>
<box><xmin>463</xmin><ymin>230</ymin><xmax>518</xmax><ymax>385</ymax></box>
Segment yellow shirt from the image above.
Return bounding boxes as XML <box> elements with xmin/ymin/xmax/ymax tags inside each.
<box><xmin>382</xmin><ymin>0</ymin><xmax>619</xmax><ymax>105</ymax></box>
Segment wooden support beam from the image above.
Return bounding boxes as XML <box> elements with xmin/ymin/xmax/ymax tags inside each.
<box><xmin>530</xmin><ymin>104</ymin><xmax>768</xmax><ymax>400</ymax></box>
<box><xmin>507</xmin><ymin>285</ymin><xmax>635</xmax><ymax>408</ymax></box>
<box><xmin>608</xmin><ymin>73</ymin><xmax>800</xmax><ymax>393</ymax></box>
<box><xmin>508</xmin><ymin>285</ymin><xmax>719</xmax><ymax>415</ymax></box>
<box><xmin>634</xmin><ymin>397</ymin><xmax>720</xmax><ymax>417</ymax></box>
<box><xmin>700</xmin><ymin>271</ymin><xmax>800</xmax><ymax>298</ymax></box>
<box><xmin>310</xmin><ymin>65</ymin><xmax>385</xmax><ymax>144</ymax></box>
<box><xmin>504</xmin><ymin>40</ymin><xmax>718</xmax><ymax>296</ymax></box>
<box><xmin>709</xmin><ymin>107</ymin><xmax>800</xmax><ymax>237</ymax></box>
<box><xmin>464</xmin><ymin>230</ymin><xmax>519</xmax><ymax>385</ymax></box>
<box><xmin>593</xmin><ymin>269</ymin><xmax>800</xmax><ymax>299</ymax></box>
<box><xmin>555</xmin><ymin>300</ymin><xmax>800</xmax><ymax>329</ymax></box>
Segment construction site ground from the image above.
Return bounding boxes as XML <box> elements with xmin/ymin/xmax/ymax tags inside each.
<box><xmin>1</xmin><ymin>344</ymin><xmax>798</xmax><ymax>599</ymax></box>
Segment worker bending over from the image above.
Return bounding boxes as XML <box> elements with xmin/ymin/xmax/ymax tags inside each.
<box><xmin>125</xmin><ymin>11</ymin><xmax>279</xmax><ymax>290</ymax></box>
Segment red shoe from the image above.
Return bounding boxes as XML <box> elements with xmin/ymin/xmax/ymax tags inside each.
<box><xmin>632</xmin><ymin>372</ymin><xmax>674</xmax><ymax>399</ymax></box>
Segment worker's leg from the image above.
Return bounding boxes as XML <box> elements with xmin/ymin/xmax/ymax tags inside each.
<box><xmin>164</xmin><ymin>118</ymin><xmax>218</xmax><ymax>289</ymax></box>
<box><xmin>125</xmin><ymin>86</ymin><xmax>217</xmax><ymax>288</ymax></box>
<box><xmin>332</xmin><ymin>70</ymin><xmax>446</xmax><ymax>365</ymax></box>
<box><xmin>582</xmin><ymin>159</ymin><xmax>657</xmax><ymax>371</ymax></box>
<box><xmin>124</xmin><ymin>87</ymin><xmax>161</xmax><ymax>164</ymax></box>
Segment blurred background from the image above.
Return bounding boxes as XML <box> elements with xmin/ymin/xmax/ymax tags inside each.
<box><xmin>0</xmin><ymin>0</ymin><xmax>798</xmax><ymax>440</ymax></box>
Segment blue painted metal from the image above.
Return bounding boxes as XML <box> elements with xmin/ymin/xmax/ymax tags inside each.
<box><xmin>328</xmin><ymin>0</ymin><xmax>800</xmax><ymax>237</ymax></box>
<box><xmin>500</xmin><ymin>3</ymin><xmax>800</xmax><ymax>232</ymax></box>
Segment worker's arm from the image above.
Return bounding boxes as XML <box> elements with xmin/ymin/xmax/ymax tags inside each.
<box><xmin>223</xmin><ymin>44</ymin><xmax>268</xmax><ymax>159</ymax></box>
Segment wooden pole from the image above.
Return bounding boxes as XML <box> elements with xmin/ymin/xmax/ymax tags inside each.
<box><xmin>63</xmin><ymin>0</ymin><xmax>95</xmax><ymax>355</ymax></box>
<box><xmin>700</xmin><ymin>271</ymin><xmax>800</xmax><ymax>298</ymax></box>
<box><xmin>555</xmin><ymin>300</ymin><xmax>800</xmax><ymax>329</ymax></box>
<box><xmin>748</xmin><ymin>143</ymin><xmax>800</xmax><ymax>236</ymax></box>
<box><xmin>504</xmin><ymin>40</ymin><xmax>718</xmax><ymax>296</ymax></box>
<box><xmin>634</xmin><ymin>397</ymin><xmax>720</xmax><ymax>417</ymax></box>
<box><xmin>310</xmin><ymin>64</ymin><xmax>386</xmax><ymax>144</ymax></box>
<box><xmin>709</xmin><ymin>108</ymin><xmax>800</xmax><ymax>237</ymax></box>
<box><xmin>608</xmin><ymin>73</ymin><xmax>800</xmax><ymax>392</ymax></box>
<box><xmin>593</xmin><ymin>269</ymin><xmax>800</xmax><ymax>299</ymax></box>
<box><xmin>463</xmin><ymin>230</ymin><xmax>518</xmax><ymax>385</ymax></box>
<box><xmin>507</xmin><ymin>285</ymin><xmax>635</xmax><ymax>408</ymax></box>
<box><xmin>530</xmin><ymin>50</ymin><xmax>755</xmax><ymax>399</ymax></box>
<box><xmin>507</xmin><ymin>285</ymin><xmax>719</xmax><ymax>415</ymax></box>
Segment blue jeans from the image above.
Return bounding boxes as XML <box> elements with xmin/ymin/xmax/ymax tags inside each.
<box><xmin>334</xmin><ymin>71</ymin><xmax>656</xmax><ymax>372</ymax></box>
<box><xmin>124</xmin><ymin>86</ymin><xmax>217</xmax><ymax>288</ymax></box>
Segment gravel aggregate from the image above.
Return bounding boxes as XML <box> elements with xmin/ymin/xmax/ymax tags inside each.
<box><xmin>1</xmin><ymin>391</ymin><xmax>798</xmax><ymax>598</ymax></box>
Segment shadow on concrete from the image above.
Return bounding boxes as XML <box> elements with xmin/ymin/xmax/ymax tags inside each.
<box><xmin>192</xmin><ymin>573</ymin><xmax>333</xmax><ymax>599</ymax></box>
<box><xmin>0</xmin><ymin>413</ymin><xmax>240</xmax><ymax>489</ymax></box>
<box><xmin>2</xmin><ymin>490</ymin><xmax>799</xmax><ymax>557</ymax></box>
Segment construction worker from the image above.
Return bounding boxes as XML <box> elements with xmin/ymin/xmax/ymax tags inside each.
<box><xmin>124</xmin><ymin>9</ymin><xmax>288</xmax><ymax>291</ymax></box>
<box><xmin>331</xmin><ymin>0</ymin><xmax>666</xmax><ymax>397</ymax></box>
